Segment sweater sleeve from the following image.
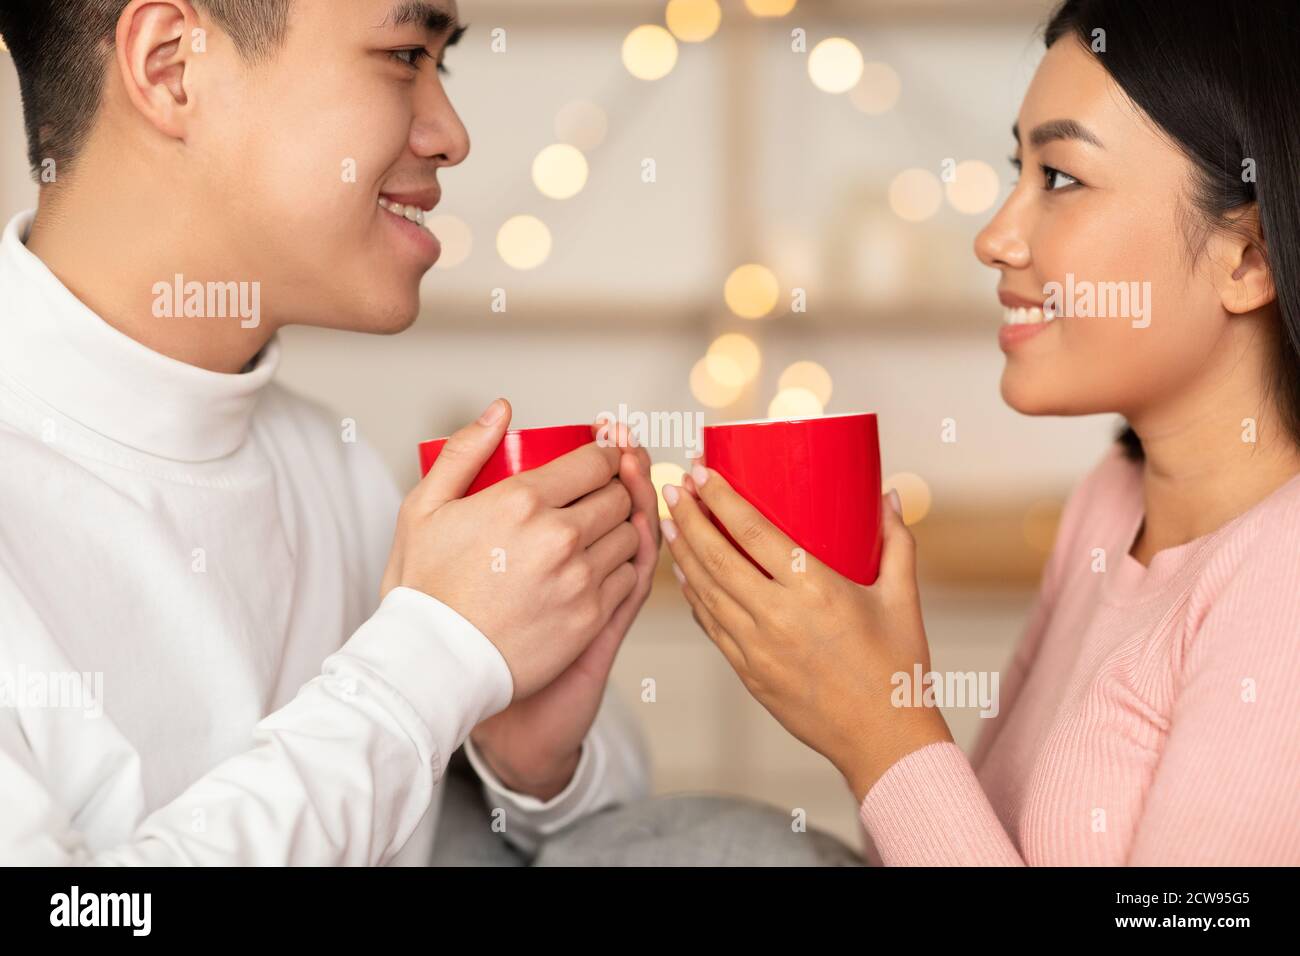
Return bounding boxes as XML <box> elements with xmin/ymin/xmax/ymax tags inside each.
<box><xmin>857</xmin><ymin>444</ymin><xmax>1123</xmax><ymax>866</ymax></box>
<box><xmin>0</xmin><ymin>587</ymin><xmax>514</xmax><ymax>865</ymax></box>
<box><xmin>463</xmin><ymin>685</ymin><xmax>652</xmax><ymax>857</ymax></box>
<box><xmin>857</xmin><ymin>742</ymin><xmax>1025</xmax><ymax>866</ymax></box>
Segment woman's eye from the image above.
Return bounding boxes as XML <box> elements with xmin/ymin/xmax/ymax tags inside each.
<box><xmin>1008</xmin><ymin>155</ymin><xmax>1022</xmax><ymax>185</ymax></box>
<box><xmin>1042</xmin><ymin>165</ymin><xmax>1080</xmax><ymax>191</ymax></box>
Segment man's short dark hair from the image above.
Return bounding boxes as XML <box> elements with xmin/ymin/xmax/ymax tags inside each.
<box><xmin>0</xmin><ymin>0</ymin><xmax>292</xmax><ymax>180</ymax></box>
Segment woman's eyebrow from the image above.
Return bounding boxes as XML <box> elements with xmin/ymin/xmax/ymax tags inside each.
<box><xmin>1011</xmin><ymin>119</ymin><xmax>1105</xmax><ymax>149</ymax></box>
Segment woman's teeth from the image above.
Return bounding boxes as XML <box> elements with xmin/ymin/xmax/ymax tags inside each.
<box><xmin>1001</xmin><ymin>305</ymin><xmax>1057</xmax><ymax>325</ymax></box>
<box><xmin>378</xmin><ymin>197</ymin><xmax>426</xmax><ymax>226</ymax></box>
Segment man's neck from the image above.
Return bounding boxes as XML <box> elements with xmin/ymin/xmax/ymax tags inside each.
<box><xmin>24</xmin><ymin>183</ymin><xmax>276</xmax><ymax>375</ymax></box>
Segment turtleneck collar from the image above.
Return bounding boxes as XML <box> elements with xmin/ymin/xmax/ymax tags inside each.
<box><xmin>0</xmin><ymin>210</ymin><xmax>280</xmax><ymax>462</ymax></box>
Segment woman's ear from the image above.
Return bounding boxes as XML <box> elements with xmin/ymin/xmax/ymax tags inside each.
<box><xmin>1209</xmin><ymin>206</ymin><xmax>1276</xmax><ymax>315</ymax></box>
<box><xmin>113</xmin><ymin>0</ymin><xmax>199</xmax><ymax>144</ymax></box>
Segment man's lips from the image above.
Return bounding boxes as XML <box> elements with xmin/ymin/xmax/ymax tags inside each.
<box><xmin>378</xmin><ymin>189</ymin><xmax>442</xmax><ymax>264</ymax></box>
<box><xmin>380</xmin><ymin>189</ymin><xmax>441</xmax><ymax>212</ymax></box>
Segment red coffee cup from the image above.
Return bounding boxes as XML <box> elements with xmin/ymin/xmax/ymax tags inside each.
<box><xmin>418</xmin><ymin>423</ymin><xmax>595</xmax><ymax>494</ymax></box>
<box><xmin>701</xmin><ymin>412</ymin><xmax>882</xmax><ymax>585</ymax></box>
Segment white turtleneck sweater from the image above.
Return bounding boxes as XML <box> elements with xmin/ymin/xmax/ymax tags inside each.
<box><xmin>0</xmin><ymin>211</ymin><xmax>649</xmax><ymax>866</ymax></box>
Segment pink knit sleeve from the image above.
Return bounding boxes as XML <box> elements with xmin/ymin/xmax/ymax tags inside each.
<box><xmin>857</xmin><ymin>742</ymin><xmax>1025</xmax><ymax>865</ymax></box>
<box><xmin>1126</xmin><ymin>525</ymin><xmax>1300</xmax><ymax>865</ymax></box>
<box><xmin>856</xmin><ymin>444</ymin><xmax>1124</xmax><ymax>867</ymax></box>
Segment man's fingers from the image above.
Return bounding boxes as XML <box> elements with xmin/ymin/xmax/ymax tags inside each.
<box><xmin>526</xmin><ymin>441</ymin><xmax>622</xmax><ymax>507</ymax></box>
<box><xmin>567</xmin><ymin>479</ymin><xmax>633</xmax><ymax>548</ymax></box>
<box><xmin>598</xmin><ymin>562</ymin><xmax>638</xmax><ymax>621</ymax></box>
<box><xmin>586</xmin><ymin>521</ymin><xmax>640</xmax><ymax>580</ymax></box>
<box><xmin>620</xmin><ymin>452</ymin><xmax>660</xmax><ymax>544</ymax></box>
<box><xmin>417</xmin><ymin>399</ymin><xmax>512</xmax><ymax>509</ymax></box>
<box><xmin>686</xmin><ymin>465</ymin><xmax>801</xmax><ymax>586</ymax></box>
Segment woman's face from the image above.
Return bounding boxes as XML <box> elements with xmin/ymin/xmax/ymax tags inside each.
<box><xmin>974</xmin><ymin>37</ymin><xmax>1233</xmax><ymax>422</ymax></box>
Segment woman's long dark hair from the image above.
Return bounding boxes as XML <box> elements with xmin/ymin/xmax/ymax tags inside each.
<box><xmin>1044</xmin><ymin>0</ymin><xmax>1300</xmax><ymax>462</ymax></box>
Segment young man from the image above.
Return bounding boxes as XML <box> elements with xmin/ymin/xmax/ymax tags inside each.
<box><xmin>0</xmin><ymin>0</ymin><xmax>661</xmax><ymax>864</ymax></box>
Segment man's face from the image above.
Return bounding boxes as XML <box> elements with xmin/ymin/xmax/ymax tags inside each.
<box><xmin>188</xmin><ymin>0</ymin><xmax>469</xmax><ymax>334</ymax></box>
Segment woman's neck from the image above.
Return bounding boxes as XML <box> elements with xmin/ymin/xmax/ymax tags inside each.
<box><xmin>1129</xmin><ymin>416</ymin><xmax>1300</xmax><ymax>565</ymax></box>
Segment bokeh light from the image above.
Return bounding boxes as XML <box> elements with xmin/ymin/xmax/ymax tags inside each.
<box><xmin>496</xmin><ymin>215</ymin><xmax>552</xmax><ymax>270</ymax></box>
<box><xmin>706</xmin><ymin>333</ymin><xmax>762</xmax><ymax>387</ymax></box>
<box><xmin>808</xmin><ymin>38</ymin><xmax>864</xmax><ymax>94</ymax></box>
<box><xmin>532</xmin><ymin>144</ymin><xmax>589</xmax><ymax>200</ymax></box>
<box><xmin>768</xmin><ymin>387</ymin><xmax>823</xmax><ymax>419</ymax></box>
<box><xmin>690</xmin><ymin>357</ymin><xmax>744</xmax><ymax>409</ymax></box>
<box><xmin>850</xmin><ymin>62</ymin><xmax>901</xmax><ymax>114</ymax></box>
<box><xmin>724</xmin><ymin>264</ymin><xmax>780</xmax><ymax>320</ymax></box>
<box><xmin>945</xmin><ymin>159</ymin><xmax>1001</xmax><ymax>214</ymax></box>
<box><xmin>554</xmin><ymin>100</ymin><xmax>608</xmax><ymax>152</ymax></box>
<box><xmin>651</xmin><ymin>462</ymin><xmax>687</xmax><ymax>518</ymax></box>
<box><xmin>666</xmin><ymin>0</ymin><xmax>721</xmax><ymax>43</ymax></box>
<box><xmin>883</xmin><ymin>472</ymin><xmax>932</xmax><ymax>525</ymax></box>
<box><xmin>623</xmin><ymin>25</ymin><xmax>679</xmax><ymax>81</ymax></box>
<box><xmin>744</xmin><ymin>0</ymin><xmax>798</xmax><ymax>16</ymax></box>
<box><xmin>778</xmin><ymin>361</ymin><xmax>833</xmax><ymax>407</ymax></box>
<box><xmin>888</xmin><ymin>168</ymin><xmax>943</xmax><ymax>222</ymax></box>
<box><xmin>428</xmin><ymin>214</ymin><xmax>472</xmax><ymax>270</ymax></box>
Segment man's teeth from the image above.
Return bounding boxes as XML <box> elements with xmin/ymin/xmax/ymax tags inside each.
<box><xmin>378</xmin><ymin>197</ymin><xmax>426</xmax><ymax>226</ymax></box>
<box><xmin>1001</xmin><ymin>305</ymin><xmax>1058</xmax><ymax>325</ymax></box>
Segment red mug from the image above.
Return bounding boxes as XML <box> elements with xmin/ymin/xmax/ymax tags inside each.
<box><xmin>701</xmin><ymin>412</ymin><xmax>883</xmax><ymax>585</ymax></box>
<box><xmin>418</xmin><ymin>423</ymin><xmax>595</xmax><ymax>494</ymax></box>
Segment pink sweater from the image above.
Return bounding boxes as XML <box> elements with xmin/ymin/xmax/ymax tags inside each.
<box><xmin>859</xmin><ymin>442</ymin><xmax>1300</xmax><ymax>865</ymax></box>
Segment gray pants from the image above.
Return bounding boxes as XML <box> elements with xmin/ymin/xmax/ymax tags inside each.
<box><xmin>430</xmin><ymin>750</ymin><xmax>865</xmax><ymax>867</ymax></box>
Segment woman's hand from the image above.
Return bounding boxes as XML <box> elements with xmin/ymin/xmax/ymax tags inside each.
<box><xmin>662</xmin><ymin>464</ymin><xmax>953</xmax><ymax>802</ymax></box>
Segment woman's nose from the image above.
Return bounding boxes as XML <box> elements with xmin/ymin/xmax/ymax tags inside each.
<box><xmin>974</xmin><ymin>202</ymin><xmax>1031</xmax><ymax>271</ymax></box>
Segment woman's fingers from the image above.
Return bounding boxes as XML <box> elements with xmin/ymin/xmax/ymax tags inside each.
<box><xmin>662</xmin><ymin>480</ymin><xmax>771</xmax><ymax>610</ymax></box>
<box><xmin>873</xmin><ymin>488</ymin><xmax>918</xmax><ymax>593</ymax></box>
<box><xmin>680</xmin><ymin>465</ymin><xmax>802</xmax><ymax>587</ymax></box>
<box><xmin>681</xmin><ymin>581</ymin><xmax>748</xmax><ymax>674</ymax></box>
<box><xmin>663</xmin><ymin>516</ymin><xmax>756</xmax><ymax>638</ymax></box>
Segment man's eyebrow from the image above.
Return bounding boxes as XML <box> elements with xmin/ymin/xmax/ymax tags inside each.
<box><xmin>382</xmin><ymin>1</ymin><xmax>465</xmax><ymax>42</ymax></box>
<box><xmin>1011</xmin><ymin>119</ymin><xmax>1104</xmax><ymax>150</ymax></box>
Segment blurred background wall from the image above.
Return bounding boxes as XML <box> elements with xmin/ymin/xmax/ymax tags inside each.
<box><xmin>1</xmin><ymin>0</ymin><xmax>1124</xmax><ymax>846</ymax></box>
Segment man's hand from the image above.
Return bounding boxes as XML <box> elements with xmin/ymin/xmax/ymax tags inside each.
<box><xmin>468</xmin><ymin>419</ymin><xmax>660</xmax><ymax>799</ymax></box>
<box><xmin>381</xmin><ymin>400</ymin><xmax>640</xmax><ymax>699</ymax></box>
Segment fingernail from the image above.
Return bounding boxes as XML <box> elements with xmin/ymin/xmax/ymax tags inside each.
<box><xmin>663</xmin><ymin>484</ymin><xmax>680</xmax><ymax>507</ymax></box>
<box><xmin>662</xmin><ymin>518</ymin><xmax>678</xmax><ymax>542</ymax></box>
<box><xmin>888</xmin><ymin>488</ymin><xmax>902</xmax><ymax>516</ymax></box>
<box><xmin>478</xmin><ymin>399</ymin><xmax>505</xmax><ymax>425</ymax></box>
<box><xmin>672</xmin><ymin>563</ymin><xmax>685</xmax><ymax>585</ymax></box>
<box><xmin>692</xmin><ymin>464</ymin><xmax>709</xmax><ymax>486</ymax></box>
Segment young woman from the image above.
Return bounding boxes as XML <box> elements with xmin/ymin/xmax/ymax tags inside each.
<box><xmin>663</xmin><ymin>0</ymin><xmax>1300</xmax><ymax>865</ymax></box>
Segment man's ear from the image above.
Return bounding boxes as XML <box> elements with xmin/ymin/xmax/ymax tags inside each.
<box><xmin>114</xmin><ymin>0</ymin><xmax>199</xmax><ymax>144</ymax></box>
<box><xmin>1209</xmin><ymin>205</ymin><xmax>1276</xmax><ymax>315</ymax></box>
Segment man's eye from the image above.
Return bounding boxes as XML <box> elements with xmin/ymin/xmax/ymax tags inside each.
<box><xmin>1042</xmin><ymin>165</ymin><xmax>1080</xmax><ymax>190</ymax></box>
<box><xmin>390</xmin><ymin>47</ymin><xmax>433</xmax><ymax>69</ymax></box>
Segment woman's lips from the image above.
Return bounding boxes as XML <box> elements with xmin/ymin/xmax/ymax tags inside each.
<box><xmin>998</xmin><ymin>314</ymin><xmax>1054</xmax><ymax>351</ymax></box>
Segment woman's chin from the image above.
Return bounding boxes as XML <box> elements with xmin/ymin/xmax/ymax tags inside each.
<box><xmin>1000</xmin><ymin>370</ymin><xmax>1059</xmax><ymax>416</ymax></box>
